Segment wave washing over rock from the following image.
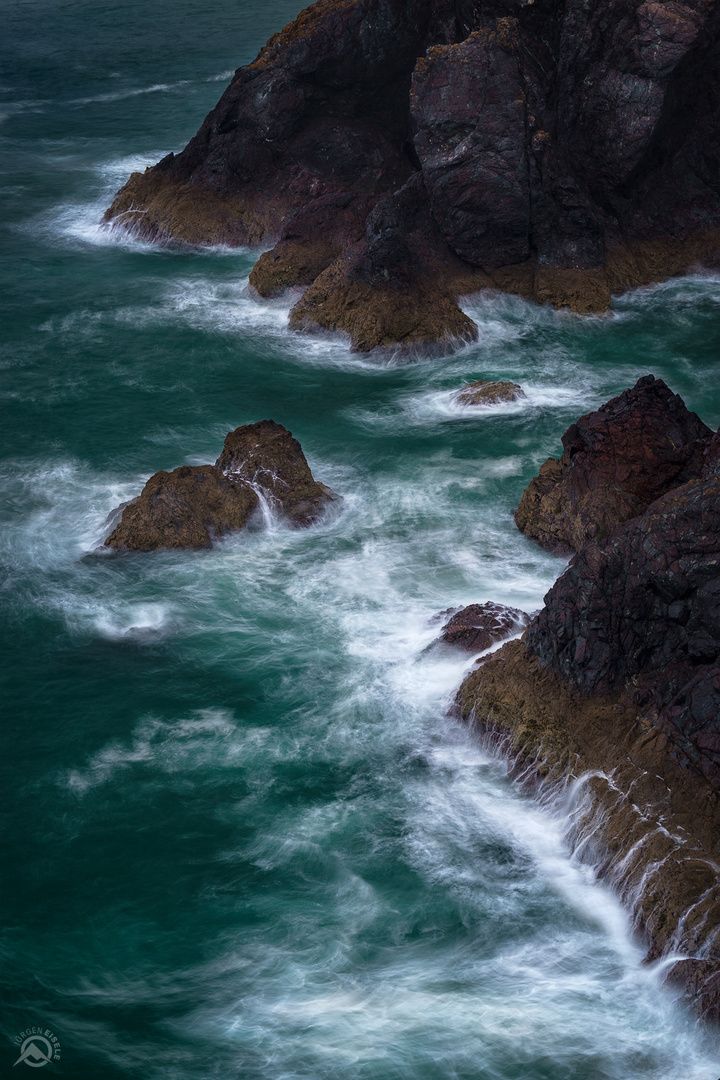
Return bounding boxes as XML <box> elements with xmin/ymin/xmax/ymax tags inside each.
<box><xmin>104</xmin><ymin>420</ymin><xmax>339</xmax><ymax>550</ymax></box>
<box><xmin>104</xmin><ymin>0</ymin><xmax>720</xmax><ymax>351</ymax></box>
<box><xmin>456</xmin><ymin>376</ymin><xmax>720</xmax><ymax>1020</ymax></box>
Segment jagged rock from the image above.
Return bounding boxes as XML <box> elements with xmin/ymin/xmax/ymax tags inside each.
<box><xmin>515</xmin><ymin>375</ymin><xmax>711</xmax><ymax>554</ymax></box>
<box><xmin>105</xmin><ymin>0</ymin><xmax>720</xmax><ymax>350</ymax></box>
<box><xmin>104</xmin><ymin>465</ymin><xmax>259</xmax><ymax>551</ymax></box>
<box><xmin>526</xmin><ymin>452</ymin><xmax>720</xmax><ymax>784</ymax></box>
<box><xmin>455</xmin><ymin>380</ymin><xmax>525</xmax><ymax>406</ymax></box>
<box><xmin>455</xmin><ymin>415</ymin><xmax>720</xmax><ymax>1020</ymax></box>
<box><xmin>105</xmin><ymin>420</ymin><xmax>338</xmax><ymax>551</ymax></box>
<box><xmin>440</xmin><ymin>601</ymin><xmax>528</xmax><ymax>651</ymax></box>
<box><xmin>287</xmin><ymin>173</ymin><xmax>484</xmax><ymax>351</ymax></box>
<box><xmin>215</xmin><ymin>419</ymin><xmax>338</xmax><ymax>525</ymax></box>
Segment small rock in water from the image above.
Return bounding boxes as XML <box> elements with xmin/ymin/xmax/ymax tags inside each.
<box><xmin>216</xmin><ymin>419</ymin><xmax>338</xmax><ymax>527</ymax></box>
<box><xmin>105</xmin><ymin>420</ymin><xmax>339</xmax><ymax>551</ymax></box>
<box><xmin>455</xmin><ymin>380</ymin><xmax>525</xmax><ymax>406</ymax></box>
<box><xmin>104</xmin><ymin>465</ymin><xmax>259</xmax><ymax>551</ymax></box>
<box><xmin>440</xmin><ymin>602</ymin><xmax>529</xmax><ymax>653</ymax></box>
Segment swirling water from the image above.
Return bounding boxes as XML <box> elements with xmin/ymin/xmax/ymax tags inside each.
<box><xmin>2</xmin><ymin>3</ymin><xmax>720</xmax><ymax>1078</ymax></box>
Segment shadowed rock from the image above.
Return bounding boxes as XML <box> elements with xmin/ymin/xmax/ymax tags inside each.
<box><xmin>104</xmin><ymin>0</ymin><xmax>720</xmax><ymax>350</ymax></box>
<box><xmin>440</xmin><ymin>601</ymin><xmax>528</xmax><ymax>652</ymax></box>
<box><xmin>105</xmin><ymin>421</ymin><xmax>338</xmax><ymax>551</ymax></box>
<box><xmin>455</xmin><ymin>380</ymin><xmax>525</xmax><ymax>406</ymax></box>
<box><xmin>515</xmin><ymin>375</ymin><xmax>711</xmax><ymax>554</ymax></box>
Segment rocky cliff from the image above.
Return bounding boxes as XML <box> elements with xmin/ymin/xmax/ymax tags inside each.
<box><xmin>456</xmin><ymin>380</ymin><xmax>720</xmax><ymax>1020</ymax></box>
<box><xmin>105</xmin><ymin>0</ymin><xmax>720</xmax><ymax>351</ymax></box>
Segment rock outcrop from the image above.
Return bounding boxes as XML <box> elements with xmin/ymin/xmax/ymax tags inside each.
<box><xmin>456</xmin><ymin>384</ymin><xmax>720</xmax><ymax>1019</ymax></box>
<box><xmin>515</xmin><ymin>375</ymin><xmax>711</xmax><ymax>554</ymax></box>
<box><xmin>455</xmin><ymin>380</ymin><xmax>525</xmax><ymax>406</ymax></box>
<box><xmin>216</xmin><ymin>419</ymin><xmax>337</xmax><ymax>526</ymax></box>
<box><xmin>105</xmin><ymin>420</ymin><xmax>337</xmax><ymax>551</ymax></box>
<box><xmin>105</xmin><ymin>0</ymin><xmax>720</xmax><ymax>350</ymax></box>
<box><xmin>440</xmin><ymin>601</ymin><xmax>528</xmax><ymax>651</ymax></box>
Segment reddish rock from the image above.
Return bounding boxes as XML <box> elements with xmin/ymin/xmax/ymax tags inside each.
<box><xmin>515</xmin><ymin>375</ymin><xmax>712</xmax><ymax>554</ymax></box>
<box><xmin>440</xmin><ymin>601</ymin><xmax>528</xmax><ymax>652</ymax></box>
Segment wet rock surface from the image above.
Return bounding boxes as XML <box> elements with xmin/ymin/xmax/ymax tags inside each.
<box><xmin>457</xmin><ymin>384</ymin><xmax>720</xmax><ymax>1020</ymax></box>
<box><xmin>215</xmin><ymin>419</ymin><xmax>338</xmax><ymax>526</ymax></box>
<box><xmin>104</xmin><ymin>465</ymin><xmax>259</xmax><ymax>551</ymax></box>
<box><xmin>105</xmin><ymin>421</ymin><xmax>338</xmax><ymax>550</ymax></box>
<box><xmin>526</xmin><ymin>454</ymin><xmax>720</xmax><ymax>786</ymax></box>
<box><xmin>515</xmin><ymin>375</ymin><xmax>711</xmax><ymax>554</ymax></box>
<box><xmin>440</xmin><ymin>601</ymin><xmax>528</xmax><ymax>652</ymax></box>
<box><xmin>455</xmin><ymin>380</ymin><xmax>525</xmax><ymax>406</ymax></box>
<box><xmin>106</xmin><ymin>0</ymin><xmax>720</xmax><ymax>350</ymax></box>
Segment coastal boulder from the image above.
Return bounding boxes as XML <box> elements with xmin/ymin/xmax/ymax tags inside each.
<box><xmin>104</xmin><ymin>465</ymin><xmax>259</xmax><ymax>551</ymax></box>
<box><xmin>514</xmin><ymin>375</ymin><xmax>711</xmax><ymax>554</ymax></box>
<box><xmin>216</xmin><ymin>420</ymin><xmax>338</xmax><ymax>526</ymax></box>
<box><xmin>105</xmin><ymin>421</ymin><xmax>338</xmax><ymax>550</ymax></box>
<box><xmin>440</xmin><ymin>601</ymin><xmax>528</xmax><ymax>652</ymax></box>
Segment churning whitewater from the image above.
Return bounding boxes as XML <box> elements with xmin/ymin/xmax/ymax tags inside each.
<box><xmin>2</xmin><ymin>2</ymin><xmax>720</xmax><ymax>1078</ymax></box>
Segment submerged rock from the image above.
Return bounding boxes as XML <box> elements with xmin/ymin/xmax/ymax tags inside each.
<box><xmin>455</xmin><ymin>380</ymin><xmax>525</xmax><ymax>407</ymax></box>
<box><xmin>105</xmin><ymin>421</ymin><xmax>338</xmax><ymax>551</ymax></box>
<box><xmin>105</xmin><ymin>0</ymin><xmax>720</xmax><ymax>350</ymax></box>
<box><xmin>515</xmin><ymin>375</ymin><xmax>711</xmax><ymax>554</ymax></box>
<box><xmin>440</xmin><ymin>601</ymin><xmax>528</xmax><ymax>652</ymax></box>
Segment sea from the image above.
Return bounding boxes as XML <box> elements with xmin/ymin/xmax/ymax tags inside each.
<box><xmin>2</xmin><ymin>2</ymin><xmax>720</xmax><ymax>1077</ymax></box>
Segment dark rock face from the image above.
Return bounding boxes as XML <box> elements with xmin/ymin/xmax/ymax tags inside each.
<box><xmin>456</xmin><ymin>385</ymin><xmax>720</xmax><ymax>1019</ymax></box>
<box><xmin>515</xmin><ymin>375</ymin><xmax>711</xmax><ymax>554</ymax></box>
<box><xmin>105</xmin><ymin>421</ymin><xmax>338</xmax><ymax>551</ymax></box>
<box><xmin>455</xmin><ymin>380</ymin><xmax>524</xmax><ymax>406</ymax></box>
<box><xmin>526</xmin><ymin>455</ymin><xmax>720</xmax><ymax>786</ymax></box>
<box><xmin>215</xmin><ymin>419</ymin><xmax>338</xmax><ymax>526</ymax></box>
<box><xmin>440</xmin><ymin>601</ymin><xmax>528</xmax><ymax>651</ymax></box>
<box><xmin>105</xmin><ymin>465</ymin><xmax>259</xmax><ymax>551</ymax></box>
<box><xmin>105</xmin><ymin>0</ymin><xmax>720</xmax><ymax>350</ymax></box>
<box><xmin>456</xmin><ymin>410</ymin><xmax>720</xmax><ymax>1021</ymax></box>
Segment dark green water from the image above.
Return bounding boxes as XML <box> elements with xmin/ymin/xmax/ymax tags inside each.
<box><xmin>2</xmin><ymin>3</ymin><xmax>720</xmax><ymax>1077</ymax></box>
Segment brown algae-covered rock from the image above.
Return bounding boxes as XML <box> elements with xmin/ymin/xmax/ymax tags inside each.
<box><xmin>455</xmin><ymin>639</ymin><xmax>720</xmax><ymax>1021</ymax></box>
<box><xmin>440</xmin><ymin>601</ymin><xmax>528</xmax><ymax>652</ymax></box>
<box><xmin>105</xmin><ymin>420</ymin><xmax>339</xmax><ymax>551</ymax></box>
<box><xmin>515</xmin><ymin>375</ymin><xmax>711</xmax><ymax>554</ymax></box>
<box><xmin>105</xmin><ymin>465</ymin><xmax>259</xmax><ymax>551</ymax></box>
<box><xmin>455</xmin><ymin>423</ymin><xmax>720</xmax><ymax>1019</ymax></box>
<box><xmin>455</xmin><ymin>381</ymin><xmax>525</xmax><ymax>407</ymax></box>
<box><xmin>105</xmin><ymin>0</ymin><xmax>720</xmax><ymax>349</ymax></box>
<box><xmin>215</xmin><ymin>419</ymin><xmax>338</xmax><ymax>526</ymax></box>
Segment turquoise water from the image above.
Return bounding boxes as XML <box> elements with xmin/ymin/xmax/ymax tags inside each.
<box><xmin>3</xmin><ymin>3</ymin><xmax>720</xmax><ymax>1077</ymax></box>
